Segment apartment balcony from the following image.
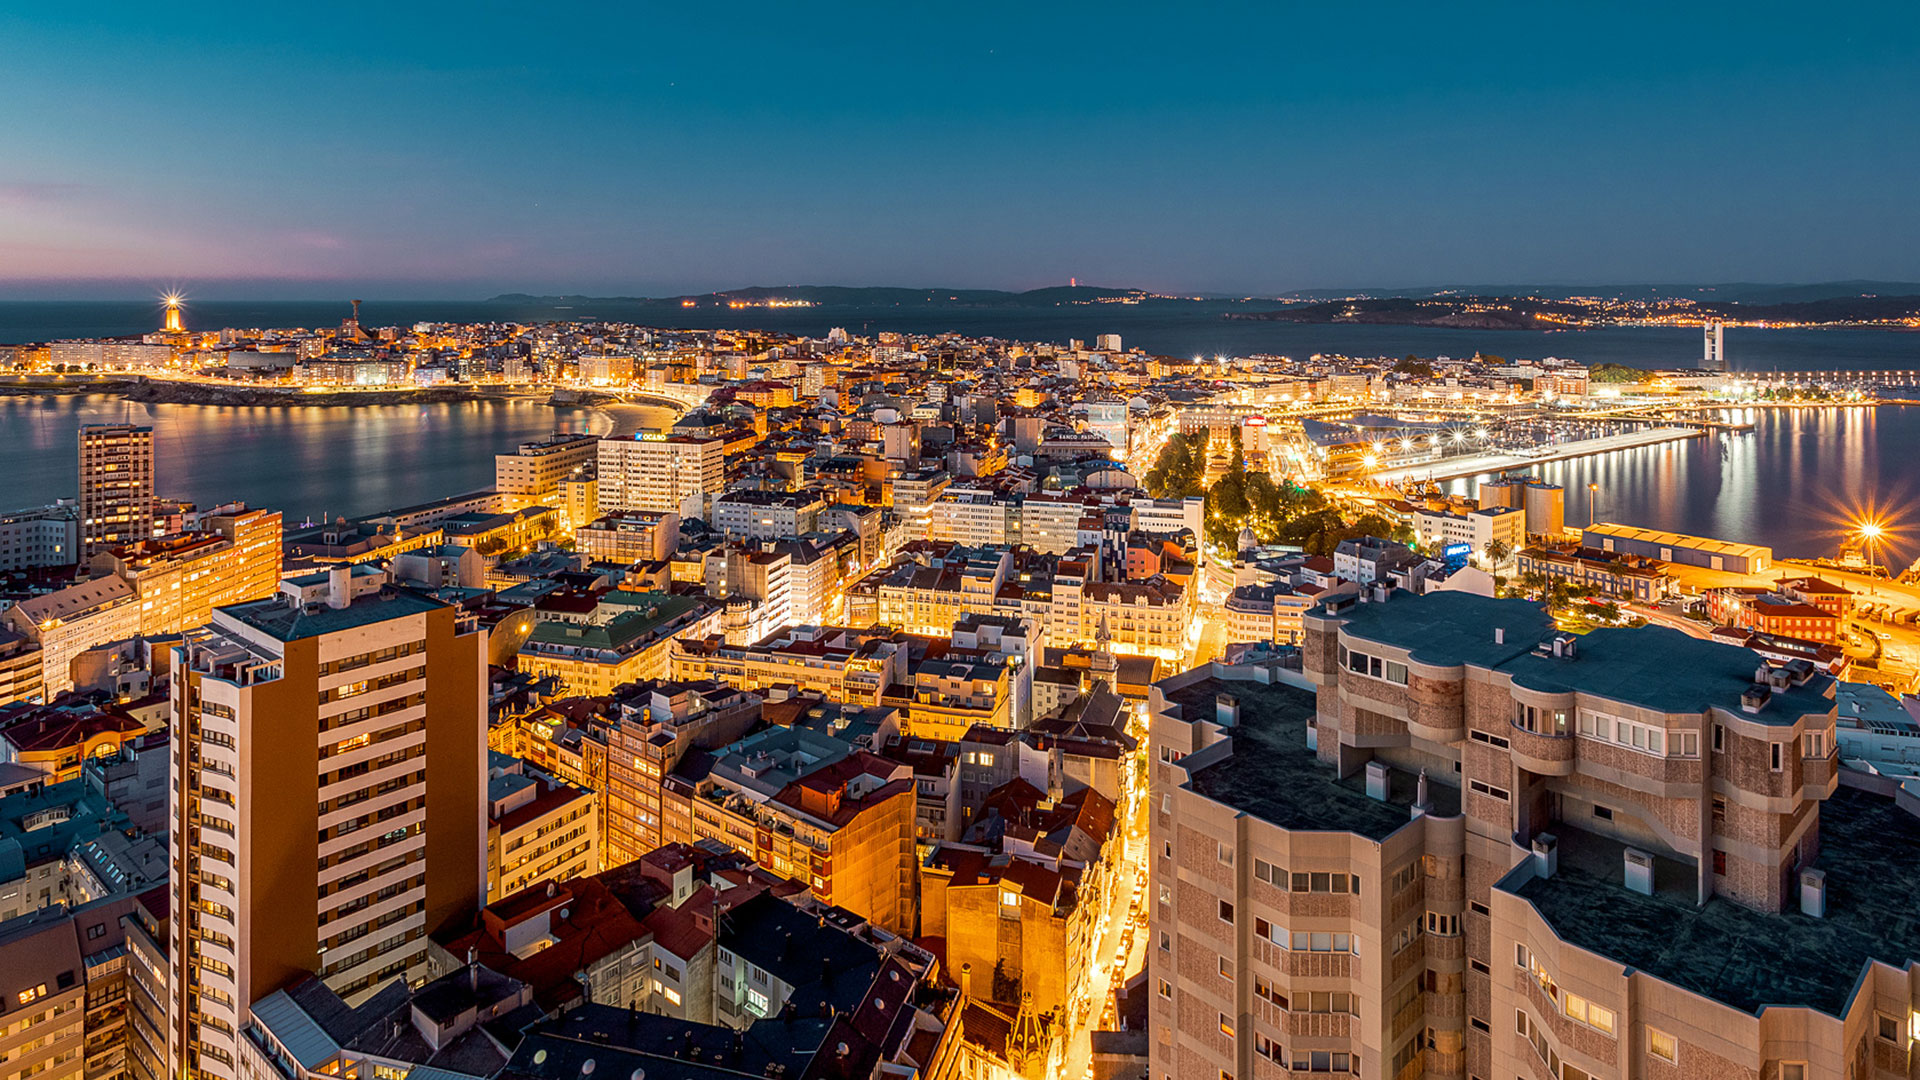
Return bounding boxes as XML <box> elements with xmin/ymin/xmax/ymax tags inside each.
<box><xmin>1508</xmin><ymin>722</ymin><xmax>1575</xmax><ymax>776</ymax></box>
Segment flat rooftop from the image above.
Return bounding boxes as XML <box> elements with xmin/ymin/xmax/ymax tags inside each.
<box><xmin>1176</xmin><ymin>677</ymin><xmax>1459</xmax><ymax>841</ymax></box>
<box><xmin>1506</xmin><ymin>783</ymin><xmax>1920</xmax><ymax>1016</ymax></box>
<box><xmin>1327</xmin><ymin>591</ymin><xmax>1833</xmax><ymax>723</ymax></box>
<box><xmin>223</xmin><ymin>588</ymin><xmax>447</xmax><ymax>641</ymax></box>
<box><xmin>1324</xmin><ymin>590</ymin><xmax>1553</xmax><ymax>670</ymax></box>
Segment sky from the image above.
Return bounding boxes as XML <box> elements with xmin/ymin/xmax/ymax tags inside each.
<box><xmin>3</xmin><ymin>2</ymin><xmax>1918</xmax><ymax>298</ymax></box>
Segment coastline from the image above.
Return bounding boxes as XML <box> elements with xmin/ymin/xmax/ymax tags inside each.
<box><xmin>0</xmin><ymin>377</ymin><xmax>628</xmax><ymax>409</ymax></box>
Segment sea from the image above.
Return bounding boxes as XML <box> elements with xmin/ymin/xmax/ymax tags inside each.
<box><xmin>2</xmin><ymin>299</ymin><xmax>1918</xmax><ymax>562</ymax></box>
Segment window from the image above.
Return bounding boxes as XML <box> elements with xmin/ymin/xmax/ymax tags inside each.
<box><xmin>1878</xmin><ymin>1014</ymin><xmax>1901</xmax><ymax>1042</ymax></box>
<box><xmin>1164</xmin><ymin>841</ymin><xmax>1173</xmax><ymax>859</ymax></box>
<box><xmin>1780</xmin><ymin>1065</ymin><xmax>1805</xmax><ymax>1080</ymax></box>
<box><xmin>1158</xmin><ymin>979</ymin><xmax>1172</xmax><ymax>999</ymax></box>
<box><xmin>1712</xmin><ymin>796</ymin><xmax>1726</xmax><ymax>825</ymax></box>
<box><xmin>1648</xmin><ymin>1027</ymin><xmax>1677</xmax><ymax>1063</ymax></box>
<box><xmin>1713</xmin><ymin>850</ymin><xmax>1727</xmax><ymax>875</ymax></box>
<box><xmin>1470</xmin><ymin>1016</ymin><xmax>1490</xmax><ymax>1033</ymax></box>
<box><xmin>1771</xmin><ymin>743</ymin><xmax>1784</xmax><ymax>771</ymax></box>
<box><xmin>1219</xmin><ymin>1013</ymin><xmax>1234</xmax><ymax>1038</ymax></box>
<box><xmin>1254</xmin><ymin>858</ymin><xmax>1285</xmax><ymax>886</ymax></box>
<box><xmin>1291</xmin><ymin>931</ymin><xmax>1356</xmax><ymax>954</ymax></box>
<box><xmin>746</xmin><ymin>988</ymin><xmax>770</xmax><ymax>1016</ymax></box>
<box><xmin>1470</xmin><ymin>958</ymin><xmax>1491</xmax><ymax>975</ymax></box>
<box><xmin>1713</xmin><ymin>723</ymin><xmax>1725</xmax><ymax>752</ymax></box>
<box><xmin>1304</xmin><ymin>991</ymin><xmax>1356</xmax><ymax>1015</ymax></box>
<box><xmin>1290</xmin><ymin>871</ymin><xmax>1359</xmax><ymax>894</ymax></box>
<box><xmin>1255</xmin><ymin>1035</ymin><xmax>1283</xmax><ymax>1063</ymax></box>
<box><xmin>1390</xmin><ymin>863</ymin><xmax>1418</xmax><ymax>893</ymax></box>
<box><xmin>1159</xmin><ymin>931</ymin><xmax>1170</xmax><ymax>951</ymax></box>
<box><xmin>1468</xmin><ymin>778</ymin><xmax>1510</xmax><ymax>801</ymax></box>
<box><xmin>1392</xmin><ymin>924</ymin><xmax>1421</xmax><ymax>954</ymax></box>
<box><xmin>1671</xmin><ymin>730</ymin><xmax>1700</xmax><ymax>758</ymax></box>
<box><xmin>1469</xmin><ymin>728</ymin><xmax>1510</xmax><ymax>750</ymax></box>
<box><xmin>1218</xmin><ymin>956</ymin><xmax>1233</xmax><ymax>978</ymax></box>
<box><xmin>1563</xmin><ymin>992</ymin><xmax>1615</xmax><ymax>1036</ymax></box>
<box><xmin>1592</xmin><ymin>805</ymin><xmax>1613</xmax><ymax>821</ymax></box>
<box><xmin>1424</xmin><ymin>911</ymin><xmax>1459</xmax><ymax>936</ymax></box>
<box><xmin>1218</xmin><ymin>900</ymin><xmax>1234</xmax><ymax>923</ymax></box>
<box><xmin>1469</xmin><ymin>900</ymin><xmax>1490</xmax><ymax>916</ymax></box>
<box><xmin>1804</xmin><ymin>732</ymin><xmax>1827</xmax><ymax>759</ymax></box>
<box><xmin>1347</xmin><ymin>648</ymin><xmax>1408</xmax><ymax>686</ymax></box>
<box><xmin>1217</xmin><ymin>842</ymin><xmax>1234</xmax><ymax>866</ymax></box>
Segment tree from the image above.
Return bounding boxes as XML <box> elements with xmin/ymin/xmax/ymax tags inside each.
<box><xmin>1484</xmin><ymin>539</ymin><xmax>1512</xmax><ymax>575</ymax></box>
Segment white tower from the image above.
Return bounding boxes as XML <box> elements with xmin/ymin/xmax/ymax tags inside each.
<box><xmin>1703</xmin><ymin>320</ymin><xmax>1726</xmax><ymax>371</ymax></box>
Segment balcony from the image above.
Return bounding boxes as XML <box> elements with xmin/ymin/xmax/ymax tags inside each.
<box><xmin>1508</xmin><ymin>721</ymin><xmax>1575</xmax><ymax>776</ymax></box>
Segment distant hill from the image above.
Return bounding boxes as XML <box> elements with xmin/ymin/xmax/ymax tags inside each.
<box><xmin>1269</xmin><ymin>281</ymin><xmax>1920</xmax><ymax>305</ymax></box>
<box><xmin>487</xmin><ymin>285</ymin><xmax>1165</xmax><ymax>308</ymax></box>
<box><xmin>1228</xmin><ymin>292</ymin><xmax>1920</xmax><ymax>329</ymax></box>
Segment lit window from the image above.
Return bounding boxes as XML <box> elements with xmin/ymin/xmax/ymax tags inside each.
<box><xmin>1647</xmin><ymin>1027</ymin><xmax>1677</xmax><ymax>1063</ymax></box>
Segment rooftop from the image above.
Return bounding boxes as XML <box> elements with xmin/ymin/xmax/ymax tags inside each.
<box><xmin>1326</xmin><ymin>590</ymin><xmax>1836</xmax><ymax>722</ymax></box>
<box><xmin>1506</xmin><ymin>782</ymin><xmax>1920</xmax><ymax>1016</ymax></box>
<box><xmin>223</xmin><ymin>586</ymin><xmax>449</xmax><ymax>642</ymax></box>
<box><xmin>1175</xmin><ymin>675</ymin><xmax>1458</xmax><ymax>840</ymax></box>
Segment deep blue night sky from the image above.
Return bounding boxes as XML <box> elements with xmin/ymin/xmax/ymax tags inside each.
<box><xmin>3</xmin><ymin>2</ymin><xmax>1917</xmax><ymax>297</ymax></box>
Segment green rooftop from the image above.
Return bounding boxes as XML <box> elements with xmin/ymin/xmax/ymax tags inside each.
<box><xmin>524</xmin><ymin>593</ymin><xmax>703</xmax><ymax>652</ymax></box>
<box><xmin>1507</xmin><ymin>784</ymin><xmax>1920</xmax><ymax>1016</ymax></box>
<box><xmin>1175</xmin><ymin>676</ymin><xmax>1459</xmax><ymax>841</ymax></box>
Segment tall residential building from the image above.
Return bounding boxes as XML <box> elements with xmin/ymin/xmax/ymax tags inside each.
<box><xmin>595</xmin><ymin>435</ymin><xmax>725</xmax><ymax>516</ymax></box>
<box><xmin>166</xmin><ymin>566</ymin><xmax>486</xmax><ymax>1080</ymax></box>
<box><xmin>1148</xmin><ymin>588</ymin><xmax>1920</xmax><ymax>1080</ymax></box>
<box><xmin>78</xmin><ymin>425</ymin><xmax>154</xmax><ymax>558</ymax></box>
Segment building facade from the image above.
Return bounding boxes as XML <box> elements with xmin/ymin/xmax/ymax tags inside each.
<box><xmin>166</xmin><ymin>568</ymin><xmax>486</xmax><ymax>1080</ymax></box>
<box><xmin>1147</xmin><ymin>588</ymin><xmax>1914</xmax><ymax>1080</ymax></box>
<box><xmin>78</xmin><ymin>425</ymin><xmax>154</xmax><ymax>558</ymax></box>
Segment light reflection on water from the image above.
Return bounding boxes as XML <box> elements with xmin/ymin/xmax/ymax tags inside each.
<box><xmin>2</xmin><ymin>396</ymin><xmax>1913</xmax><ymax>564</ymax></box>
<box><xmin>1</xmin><ymin>395</ymin><xmax>674</xmax><ymax>523</ymax></box>
<box><xmin>1442</xmin><ymin>404</ymin><xmax>1913</xmax><ymax>563</ymax></box>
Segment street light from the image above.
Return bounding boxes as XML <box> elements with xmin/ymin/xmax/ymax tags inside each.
<box><xmin>1588</xmin><ymin>482</ymin><xmax>1599</xmax><ymax>528</ymax></box>
<box><xmin>1857</xmin><ymin>519</ymin><xmax>1888</xmax><ymax>577</ymax></box>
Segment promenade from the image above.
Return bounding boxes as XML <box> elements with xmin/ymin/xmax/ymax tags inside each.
<box><xmin>1369</xmin><ymin>426</ymin><xmax>1702</xmax><ymax>483</ymax></box>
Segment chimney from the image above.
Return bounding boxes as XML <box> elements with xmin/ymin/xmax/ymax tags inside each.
<box><xmin>960</xmin><ymin>962</ymin><xmax>972</xmax><ymax>1000</ymax></box>
<box><xmin>1494</xmin><ymin>627</ymin><xmax>1505</xmax><ymax>645</ymax></box>
<box><xmin>1365</xmin><ymin>760</ymin><xmax>1390</xmax><ymax>801</ymax></box>
<box><xmin>1623</xmin><ymin>848</ymin><xmax>1654</xmax><ymax>896</ymax></box>
<box><xmin>328</xmin><ymin>564</ymin><xmax>352</xmax><ymax>610</ymax></box>
<box><xmin>1531</xmin><ymin>833</ymin><xmax>1557</xmax><ymax>878</ymax></box>
<box><xmin>469</xmin><ymin>963</ymin><xmax>480</xmax><ymax>992</ymax></box>
<box><xmin>1799</xmin><ymin>869</ymin><xmax>1826</xmax><ymax>917</ymax></box>
<box><xmin>1215</xmin><ymin>693</ymin><xmax>1239</xmax><ymax>727</ymax></box>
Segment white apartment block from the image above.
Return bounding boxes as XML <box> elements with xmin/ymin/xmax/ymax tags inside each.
<box><xmin>597</xmin><ymin>435</ymin><xmax>725</xmax><ymax>517</ymax></box>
